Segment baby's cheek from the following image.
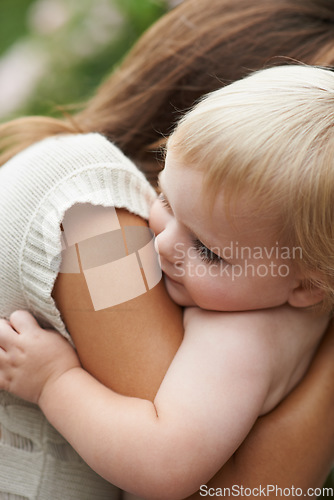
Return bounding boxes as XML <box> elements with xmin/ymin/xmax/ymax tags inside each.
<box><xmin>149</xmin><ymin>199</ymin><xmax>162</xmax><ymax>235</ymax></box>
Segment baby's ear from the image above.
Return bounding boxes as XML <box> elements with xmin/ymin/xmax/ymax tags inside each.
<box><xmin>287</xmin><ymin>276</ymin><xmax>326</xmax><ymax>308</ymax></box>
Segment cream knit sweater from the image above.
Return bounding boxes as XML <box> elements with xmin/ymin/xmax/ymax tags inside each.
<box><xmin>0</xmin><ymin>133</ymin><xmax>156</xmax><ymax>499</ymax></box>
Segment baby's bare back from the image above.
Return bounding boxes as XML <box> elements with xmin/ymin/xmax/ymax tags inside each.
<box><xmin>184</xmin><ymin>304</ymin><xmax>329</xmax><ymax>416</ymax></box>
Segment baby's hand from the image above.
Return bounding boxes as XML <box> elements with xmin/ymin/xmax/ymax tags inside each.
<box><xmin>0</xmin><ymin>311</ymin><xmax>80</xmax><ymax>405</ymax></box>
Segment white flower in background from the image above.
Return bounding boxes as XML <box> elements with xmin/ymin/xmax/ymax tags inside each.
<box><xmin>0</xmin><ymin>41</ymin><xmax>48</xmax><ymax>119</ymax></box>
<box><xmin>67</xmin><ymin>0</ymin><xmax>123</xmax><ymax>58</ymax></box>
<box><xmin>27</xmin><ymin>0</ymin><xmax>70</xmax><ymax>35</ymax></box>
<box><xmin>28</xmin><ymin>0</ymin><xmax>123</xmax><ymax>57</ymax></box>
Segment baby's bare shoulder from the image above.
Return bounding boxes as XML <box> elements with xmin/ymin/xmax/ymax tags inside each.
<box><xmin>184</xmin><ymin>304</ymin><xmax>325</xmax><ymax>337</ymax></box>
<box><xmin>184</xmin><ymin>305</ymin><xmax>285</xmax><ymax>337</ymax></box>
<box><xmin>183</xmin><ymin>307</ymin><xmax>279</xmax><ymax>367</ymax></box>
<box><xmin>182</xmin><ymin>304</ymin><xmax>317</xmax><ymax>367</ymax></box>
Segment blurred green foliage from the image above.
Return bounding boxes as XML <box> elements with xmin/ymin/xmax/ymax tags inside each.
<box><xmin>0</xmin><ymin>0</ymin><xmax>167</xmax><ymax>119</ymax></box>
<box><xmin>0</xmin><ymin>0</ymin><xmax>36</xmax><ymax>56</ymax></box>
<box><xmin>115</xmin><ymin>0</ymin><xmax>167</xmax><ymax>33</ymax></box>
<box><xmin>0</xmin><ymin>2</ymin><xmax>333</xmax><ymax>493</ymax></box>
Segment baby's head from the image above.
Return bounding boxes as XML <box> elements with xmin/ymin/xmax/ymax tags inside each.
<box><xmin>162</xmin><ymin>65</ymin><xmax>334</xmax><ymax>311</ymax></box>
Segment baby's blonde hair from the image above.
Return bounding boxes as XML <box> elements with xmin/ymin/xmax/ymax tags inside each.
<box><xmin>168</xmin><ymin>65</ymin><xmax>334</xmax><ymax>308</ymax></box>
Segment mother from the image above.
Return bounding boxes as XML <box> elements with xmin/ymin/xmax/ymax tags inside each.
<box><xmin>0</xmin><ymin>0</ymin><xmax>333</xmax><ymax>498</ymax></box>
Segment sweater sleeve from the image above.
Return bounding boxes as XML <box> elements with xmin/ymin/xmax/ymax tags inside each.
<box><xmin>0</xmin><ymin>133</ymin><xmax>157</xmax><ymax>341</ymax></box>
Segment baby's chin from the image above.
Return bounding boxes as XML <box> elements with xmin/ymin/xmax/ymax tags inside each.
<box><xmin>164</xmin><ymin>275</ymin><xmax>196</xmax><ymax>307</ymax></box>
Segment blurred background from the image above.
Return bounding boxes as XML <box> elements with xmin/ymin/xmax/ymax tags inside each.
<box><xmin>0</xmin><ymin>0</ymin><xmax>182</xmax><ymax>122</ymax></box>
<box><xmin>0</xmin><ymin>0</ymin><xmax>333</xmax><ymax>495</ymax></box>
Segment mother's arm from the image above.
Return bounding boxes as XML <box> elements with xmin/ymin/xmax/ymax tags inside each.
<box><xmin>52</xmin><ymin>208</ymin><xmax>183</xmax><ymax>402</ymax></box>
<box><xmin>52</xmin><ymin>207</ymin><xmax>334</xmax><ymax>492</ymax></box>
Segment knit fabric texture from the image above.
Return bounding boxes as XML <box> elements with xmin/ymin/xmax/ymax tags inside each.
<box><xmin>0</xmin><ymin>133</ymin><xmax>156</xmax><ymax>499</ymax></box>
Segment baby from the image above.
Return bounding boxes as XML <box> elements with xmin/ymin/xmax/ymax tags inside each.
<box><xmin>0</xmin><ymin>65</ymin><xmax>333</xmax><ymax>499</ymax></box>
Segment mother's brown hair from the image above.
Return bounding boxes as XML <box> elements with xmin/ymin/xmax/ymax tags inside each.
<box><xmin>1</xmin><ymin>0</ymin><xmax>334</xmax><ymax>184</ymax></box>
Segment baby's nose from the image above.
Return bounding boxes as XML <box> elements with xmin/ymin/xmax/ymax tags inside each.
<box><xmin>154</xmin><ymin>229</ymin><xmax>177</xmax><ymax>263</ymax></box>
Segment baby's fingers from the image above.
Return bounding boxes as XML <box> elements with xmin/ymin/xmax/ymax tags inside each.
<box><xmin>9</xmin><ymin>310</ymin><xmax>40</xmax><ymax>334</ymax></box>
<box><xmin>0</xmin><ymin>318</ymin><xmax>18</xmax><ymax>351</ymax></box>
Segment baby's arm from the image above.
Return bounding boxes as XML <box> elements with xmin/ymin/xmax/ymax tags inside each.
<box><xmin>0</xmin><ymin>309</ymin><xmax>273</xmax><ymax>499</ymax></box>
